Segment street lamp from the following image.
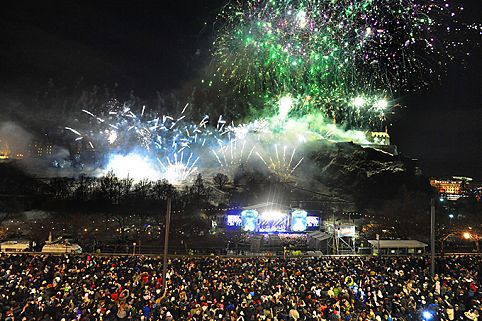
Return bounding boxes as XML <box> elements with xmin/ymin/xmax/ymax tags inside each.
<box><xmin>462</xmin><ymin>231</ymin><xmax>481</xmax><ymax>252</ymax></box>
<box><xmin>441</xmin><ymin>231</ymin><xmax>480</xmax><ymax>253</ymax></box>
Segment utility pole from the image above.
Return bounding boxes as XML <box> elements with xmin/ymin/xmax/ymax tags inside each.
<box><xmin>162</xmin><ymin>196</ymin><xmax>172</xmax><ymax>295</ymax></box>
<box><xmin>430</xmin><ymin>198</ymin><xmax>435</xmax><ymax>276</ymax></box>
<box><xmin>376</xmin><ymin>234</ymin><xmax>381</xmax><ymax>257</ymax></box>
<box><xmin>332</xmin><ymin>212</ymin><xmax>337</xmax><ymax>255</ymax></box>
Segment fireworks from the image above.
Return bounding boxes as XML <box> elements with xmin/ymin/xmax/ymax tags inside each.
<box><xmin>158</xmin><ymin>151</ymin><xmax>200</xmax><ymax>185</ymax></box>
<box><xmin>65</xmin><ymin>99</ymin><xmax>272</xmax><ymax>184</ymax></box>
<box><xmin>61</xmin><ymin>0</ymin><xmax>476</xmax><ymax>185</ymax></box>
<box><xmin>212</xmin><ymin>0</ymin><xmax>467</xmax><ymax>128</ymax></box>
<box><xmin>211</xmin><ymin>139</ymin><xmax>256</xmax><ymax>175</ymax></box>
<box><xmin>278</xmin><ymin>95</ymin><xmax>294</xmax><ymax>119</ymax></box>
<box><xmin>65</xmin><ymin>99</ymin><xmax>315</xmax><ymax>184</ymax></box>
<box><xmin>106</xmin><ymin>153</ymin><xmax>162</xmax><ymax>181</ymax></box>
<box><xmin>257</xmin><ymin>145</ymin><xmax>304</xmax><ymax>181</ymax></box>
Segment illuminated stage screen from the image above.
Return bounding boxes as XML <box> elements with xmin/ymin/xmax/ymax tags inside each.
<box><xmin>229</xmin><ymin>209</ymin><xmax>320</xmax><ymax>233</ymax></box>
<box><xmin>291</xmin><ymin>210</ymin><xmax>307</xmax><ymax>232</ymax></box>
<box><xmin>241</xmin><ymin>210</ymin><xmax>259</xmax><ymax>232</ymax></box>
<box><xmin>306</xmin><ymin>216</ymin><xmax>320</xmax><ymax>229</ymax></box>
<box><xmin>258</xmin><ymin>211</ymin><xmax>289</xmax><ymax>233</ymax></box>
<box><xmin>226</xmin><ymin>215</ymin><xmax>242</xmax><ymax>229</ymax></box>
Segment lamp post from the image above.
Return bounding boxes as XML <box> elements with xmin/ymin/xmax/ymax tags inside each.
<box><xmin>440</xmin><ymin>230</ymin><xmax>480</xmax><ymax>254</ymax></box>
<box><xmin>430</xmin><ymin>198</ymin><xmax>435</xmax><ymax>276</ymax></box>
<box><xmin>376</xmin><ymin>234</ymin><xmax>381</xmax><ymax>257</ymax></box>
<box><xmin>463</xmin><ymin>231</ymin><xmax>481</xmax><ymax>253</ymax></box>
<box><xmin>162</xmin><ymin>196</ymin><xmax>172</xmax><ymax>296</ymax></box>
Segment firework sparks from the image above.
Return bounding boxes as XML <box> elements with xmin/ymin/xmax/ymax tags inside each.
<box><xmin>158</xmin><ymin>151</ymin><xmax>200</xmax><ymax>185</ymax></box>
<box><xmin>212</xmin><ymin>0</ymin><xmax>469</xmax><ymax>129</ymax></box>
<box><xmin>211</xmin><ymin>139</ymin><xmax>256</xmax><ymax>174</ymax></box>
<box><xmin>257</xmin><ymin>145</ymin><xmax>304</xmax><ymax>180</ymax></box>
<box><xmin>106</xmin><ymin>153</ymin><xmax>162</xmax><ymax>181</ymax></box>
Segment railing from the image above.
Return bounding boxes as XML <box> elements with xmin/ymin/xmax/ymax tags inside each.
<box><xmin>2</xmin><ymin>251</ymin><xmax>481</xmax><ymax>259</ymax></box>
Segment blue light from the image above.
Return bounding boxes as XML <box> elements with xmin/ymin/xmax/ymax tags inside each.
<box><xmin>291</xmin><ymin>210</ymin><xmax>308</xmax><ymax>232</ymax></box>
<box><xmin>422</xmin><ymin>310</ymin><xmax>433</xmax><ymax>321</ymax></box>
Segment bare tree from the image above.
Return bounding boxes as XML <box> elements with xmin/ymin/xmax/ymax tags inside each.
<box><xmin>49</xmin><ymin>177</ymin><xmax>74</xmax><ymax>200</ymax></box>
<box><xmin>119</xmin><ymin>177</ymin><xmax>133</xmax><ymax>202</ymax></box>
<box><xmin>132</xmin><ymin>179</ymin><xmax>152</xmax><ymax>200</ymax></box>
<box><xmin>96</xmin><ymin>171</ymin><xmax>121</xmax><ymax>203</ymax></box>
<box><xmin>74</xmin><ymin>174</ymin><xmax>95</xmax><ymax>201</ymax></box>
<box><xmin>213</xmin><ymin>173</ymin><xmax>229</xmax><ymax>190</ymax></box>
<box><xmin>151</xmin><ymin>179</ymin><xmax>175</xmax><ymax>200</ymax></box>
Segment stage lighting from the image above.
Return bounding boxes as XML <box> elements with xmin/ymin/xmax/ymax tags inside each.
<box><xmin>260</xmin><ymin>211</ymin><xmax>285</xmax><ymax>221</ymax></box>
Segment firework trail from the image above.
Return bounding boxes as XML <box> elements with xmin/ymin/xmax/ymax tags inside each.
<box><xmin>257</xmin><ymin>145</ymin><xmax>304</xmax><ymax>180</ymax></box>
<box><xmin>211</xmin><ymin>139</ymin><xmax>256</xmax><ymax>174</ymax></box>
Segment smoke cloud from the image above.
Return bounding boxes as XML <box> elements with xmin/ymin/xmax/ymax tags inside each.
<box><xmin>0</xmin><ymin>121</ymin><xmax>33</xmax><ymax>157</ymax></box>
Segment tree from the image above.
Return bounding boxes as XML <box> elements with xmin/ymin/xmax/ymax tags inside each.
<box><xmin>151</xmin><ymin>179</ymin><xmax>176</xmax><ymax>200</ymax></box>
<box><xmin>74</xmin><ymin>174</ymin><xmax>95</xmax><ymax>201</ymax></box>
<box><xmin>0</xmin><ymin>200</ymin><xmax>16</xmax><ymax>224</ymax></box>
<box><xmin>112</xmin><ymin>212</ymin><xmax>134</xmax><ymax>237</ymax></box>
<box><xmin>191</xmin><ymin>174</ymin><xmax>207</xmax><ymax>200</ymax></box>
<box><xmin>213</xmin><ymin>173</ymin><xmax>229</xmax><ymax>190</ymax></box>
<box><xmin>378</xmin><ymin>185</ymin><xmax>430</xmax><ymax>240</ymax></box>
<box><xmin>49</xmin><ymin>177</ymin><xmax>74</xmax><ymax>200</ymax></box>
<box><xmin>132</xmin><ymin>179</ymin><xmax>152</xmax><ymax>200</ymax></box>
<box><xmin>95</xmin><ymin>171</ymin><xmax>121</xmax><ymax>203</ymax></box>
<box><xmin>119</xmin><ymin>177</ymin><xmax>134</xmax><ymax>202</ymax></box>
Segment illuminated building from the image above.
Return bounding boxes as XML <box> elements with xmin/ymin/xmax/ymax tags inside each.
<box><xmin>362</xmin><ymin>129</ymin><xmax>398</xmax><ymax>155</ymax></box>
<box><xmin>28</xmin><ymin>140</ymin><xmax>55</xmax><ymax>158</ymax></box>
<box><xmin>45</xmin><ymin>143</ymin><xmax>53</xmax><ymax>156</ymax></box>
<box><xmin>0</xmin><ymin>140</ymin><xmax>11</xmax><ymax>160</ymax></box>
<box><xmin>0</xmin><ymin>139</ymin><xmax>27</xmax><ymax>160</ymax></box>
<box><xmin>430</xmin><ymin>177</ymin><xmax>471</xmax><ymax>201</ymax></box>
<box><xmin>430</xmin><ymin>179</ymin><xmax>462</xmax><ymax>194</ymax></box>
<box><xmin>366</xmin><ymin>131</ymin><xmax>390</xmax><ymax>146</ymax></box>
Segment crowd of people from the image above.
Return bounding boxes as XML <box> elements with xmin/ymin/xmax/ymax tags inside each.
<box><xmin>278</xmin><ymin>234</ymin><xmax>308</xmax><ymax>249</ymax></box>
<box><xmin>0</xmin><ymin>254</ymin><xmax>480</xmax><ymax>321</ymax></box>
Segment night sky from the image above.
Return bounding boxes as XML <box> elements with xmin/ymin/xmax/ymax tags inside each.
<box><xmin>1</xmin><ymin>0</ymin><xmax>481</xmax><ymax>179</ymax></box>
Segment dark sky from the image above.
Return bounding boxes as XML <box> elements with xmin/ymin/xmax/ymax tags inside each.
<box><xmin>0</xmin><ymin>0</ymin><xmax>481</xmax><ymax>179</ymax></box>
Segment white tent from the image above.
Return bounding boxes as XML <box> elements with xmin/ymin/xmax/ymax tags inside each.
<box><xmin>368</xmin><ymin>239</ymin><xmax>427</xmax><ymax>254</ymax></box>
